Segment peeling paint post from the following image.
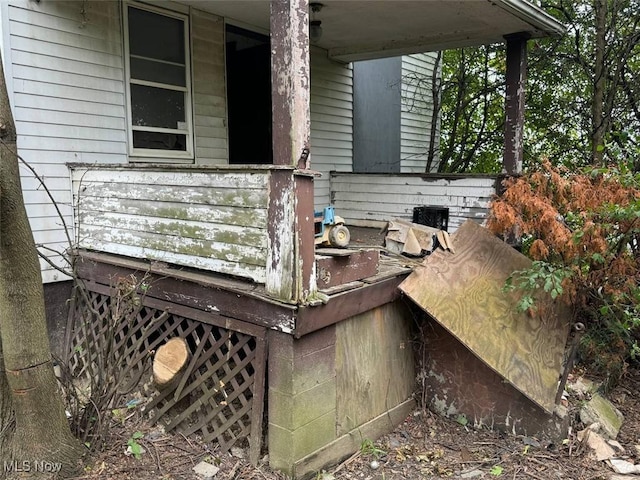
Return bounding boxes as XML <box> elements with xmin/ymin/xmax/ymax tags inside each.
<box><xmin>294</xmin><ymin>172</ymin><xmax>317</xmax><ymax>302</ymax></box>
<box><xmin>503</xmin><ymin>34</ymin><xmax>529</xmax><ymax>176</ymax></box>
<box><xmin>270</xmin><ymin>0</ymin><xmax>311</xmax><ymax>169</ymax></box>
<box><xmin>268</xmin><ymin>0</ymin><xmax>315</xmax><ymax>303</ymax></box>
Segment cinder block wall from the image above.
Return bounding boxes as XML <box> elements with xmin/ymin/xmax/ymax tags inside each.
<box><xmin>268</xmin><ymin>301</ymin><xmax>416</xmax><ymax>478</ymax></box>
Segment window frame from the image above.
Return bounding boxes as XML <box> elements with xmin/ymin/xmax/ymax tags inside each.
<box><xmin>123</xmin><ymin>1</ymin><xmax>194</xmax><ymax>161</ymax></box>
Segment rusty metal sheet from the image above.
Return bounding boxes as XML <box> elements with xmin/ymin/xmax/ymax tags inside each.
<box><xmin>399</xmin><ymin>220</ymin><xmax>570</xmax><ymax>413</ymax></box>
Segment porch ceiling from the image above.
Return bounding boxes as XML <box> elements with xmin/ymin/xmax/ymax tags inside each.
<box><xmin>186</xmin><ymin>0</ymin><xmax>564</xmax><ymax>62</ymax></box>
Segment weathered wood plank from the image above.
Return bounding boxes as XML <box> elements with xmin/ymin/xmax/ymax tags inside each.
<box><xmin>315</xmin><ymin>249</ymin><xmax>379</xmax><ymax>289</ymax></box>
<box><xmin>72</xmin><ymin>169</ymin><xmax>268</xmax><ymax>189</ymax></box>
<box><xmin>296</xmin><ymin>275</ymin><xmax>406</xmax><ymax>337</ymax></box>
<box><xmin>335</xmin><ymin>302</ymin><xmax>415</xmax><ymax>435</ymax></box>
<box><xmin>331</xmin><ymin>173</ymin><xmax>497</xmax><ymax>185</ymax></box>
<box><xmin>77</xmin><ymin>239</ymin><xmax>266</xmax><ymax>283</ymax></box>
<box><xmin>74</xmin><ymin>252</ymin><xmax>296</xmax><ymax>331</ymax></box>
<box><xmin>399</xmin><ymin>220</ymin><xmax>570</xmax><ymax>412</ymax></box>
<box><xmin>294</xmin><ymin>399</ymin><xmax>414</xmax><ymax>478</ymax></box>
<box><xmin>78</xmin><ymin>224</ymin><xmax>267</xmax><ymax>267</ymax></box>
<box><xmin>78</xmin><ymin>197</ymin><xmax>267</xmax><ymax>228</ymax></box>
<box><xmin>77</xmin><ymin>182</ymin><xmax>267</xmax><ymax>208</ymax></box>
<box><xmin>78</xmin><ymin>212</ymin><xmax>267</xmax><ymax>248</ymax></box>
<box><xmin>266</xmin><ymin>169</ymin><xmax>296</xmax><ymax>301</ymax></box>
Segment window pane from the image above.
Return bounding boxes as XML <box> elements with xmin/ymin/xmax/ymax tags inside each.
<box><xmin>131</xmin><ymin>84</ymin><xmax>185</xmax><ymax>129</ymax></box>
<box><xmin>130</xmin><ymin>57</ymin><xmax>186</xmax><ymax>87</ymax></box>
<box><xmin>133</xmin><ymin>131</ymin><xmax>187</xmax><ymax>151</ymax></box>
<box><xmin>128</xmin><ymin>6</ymin><xmax>185</xmax><ymax>64</ymax></box>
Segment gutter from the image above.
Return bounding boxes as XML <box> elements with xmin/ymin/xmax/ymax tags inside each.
<box><xmin>494</xmin><ymin>0</ymin><xmax>567</xmax><ymax>37</ymax></box>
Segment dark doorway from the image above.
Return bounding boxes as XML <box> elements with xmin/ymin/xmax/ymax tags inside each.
<box><xmin>226</xmin><ymin>24</ymin><xmax>272</xmax><ymax>164</ymax></box>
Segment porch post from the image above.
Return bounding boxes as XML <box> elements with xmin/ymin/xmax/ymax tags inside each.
<box><xmin>270</xmin><ymin>0</ymin><xmax>311</xmax><ymax>169</ymax></box>
<box><xmin>503</xmin><ymin>34</ymin><xmax>529</xmax><ymax>176</ymax></box>
<box><xmin>267</xmin><ymin>0</ymin><xmax>316</xmax><ymax>304</ymax></box>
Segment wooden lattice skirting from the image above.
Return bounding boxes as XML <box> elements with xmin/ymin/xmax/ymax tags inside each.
<box><xmin>65</xmin><ymin>277</ymin><xmax>267</xmax><ymax>464</ymax></box>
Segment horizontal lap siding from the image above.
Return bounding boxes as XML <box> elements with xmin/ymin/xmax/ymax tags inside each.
<box><xmin>72</xmin><ymin>168</ymin><xmax>269</xmax><ymax>283</ymax></box>
<box><xmin>401</xmin><ymin>53</ymin><xmax>439</xmax><ymax>173</ymax></box>
<box><xmin>310</xmin><ymin>49</ymin><xmax>353</xmax><ymax>208</ymax></box>
<box><xmin>191</xmin><ymin>9</ymin><xmax>228</xmax><ymax>165</ymax></box>
<box><xmin>330</xmin><ymin>173</ymin><xmax>497</xmax><ymax>232</ymax></box>
<box><xmin>6</xmin><ymin>0</ymin><xmax>126</xmax><ymax>283</ymax></box>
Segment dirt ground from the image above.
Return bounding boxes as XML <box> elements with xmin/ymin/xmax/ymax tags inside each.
<box><xmin>68</xmin><ymin>367</ymin><xmax>640</xmax><ymax>480</ymax></box>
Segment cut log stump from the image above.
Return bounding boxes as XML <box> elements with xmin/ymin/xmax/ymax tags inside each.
<box><xmin>153</xmin><ymin>337</ymin><xmax>189</xmax><ymax>390</ymax></box>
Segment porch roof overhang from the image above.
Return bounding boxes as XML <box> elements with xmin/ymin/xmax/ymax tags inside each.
<box><xmin>187</xmin><ymin>0</ymin><xmax>565</xmax><ymax>62</ymax></box>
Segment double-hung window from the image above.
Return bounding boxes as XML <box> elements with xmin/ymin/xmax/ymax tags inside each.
<box><xmin>124</xmin><ymin>3</ymin><xmax>193</xmax><ymax>159</ymax></box>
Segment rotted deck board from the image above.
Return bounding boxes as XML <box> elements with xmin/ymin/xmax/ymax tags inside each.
<box><xmin>75</xmin><ymin>251</ymin><xmax>296</xmax><ymax>332</ymax></box>
<box><xmin>315</xmin><ymin>249</ymin><xmax>379</xmax><ymax>289</ymax></box>
<box><xmin>399</xmin><ymin>220</ymin><xmax>570</xmax><ymax>413</ymax></box>
<box><xmin>75</xmin><ymin>250</ymin><xmax>411</xmax><ymax>338</ymax></box>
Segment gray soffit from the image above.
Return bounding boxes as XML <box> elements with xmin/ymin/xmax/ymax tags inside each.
<box><xmin>182</xmin><ymin>0</ymin><xmax>565</xmax><ymax>62</ymax></box>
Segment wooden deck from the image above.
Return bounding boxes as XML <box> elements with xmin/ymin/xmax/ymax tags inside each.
<box><xmin>67</xmin><ymin>244</ymin><xmax>412</xmax><ymax>464</ymax></box>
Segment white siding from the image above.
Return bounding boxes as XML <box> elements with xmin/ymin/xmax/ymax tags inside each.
<box><xmin>310</xmin><ymin>48</ymin><xmax>353</xmax><ymax>208</ymax></box>
<box><xmin>4</xmin><ymin>1</ymin><xmax>229</xmax><ymax>283</ymax></box>
<box><xmin>331</xmin><ymin>173</ymin><xmax>496</xmax><ymax>232</ymax></box>
<box><xmin>72</xmin><ymin>167</ymin><xmax>270</xmax><ymax>283</ymax></box>
<box><xmin>5</xmin><ymin>0</ymin><xmax>126</xmax><ymax>283</ymax></box>
<box><xmin>192</xmin><ymin>8</ymin><xmax>228</xmax><ymax>165</ymax></box>
<box><xmin>400</xmin><ymin>53</ymin><xmax>440</xmax><ymax>173</ymax></box>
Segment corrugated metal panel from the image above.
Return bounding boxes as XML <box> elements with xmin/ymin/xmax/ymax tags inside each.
<box><xmin>400</xmin><ymin>53</ymin><xmax>440</xmax><ymax>173</ymax></box>
<box><xmin>310</xmin><ymin>48</ymin><xmax>353</xmax><ymax>208</ymax></box>
<box><xmin>330</xmin><ymin>173</ymin><xmax>496</xmax><ymax>231</ymax></box>
<box><xmin>71</xmin><ymin>167</ymin><xmax>270</xmax><ymax>283</ymax></box>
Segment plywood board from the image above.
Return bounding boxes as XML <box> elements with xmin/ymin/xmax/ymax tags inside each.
<box><xmin>335</xmin><ymin>302</ymin><xmax>415</xmax><ymax>435</ymax></box>
<box><xmin>399</xmin><ymin>220</ymin><xmax>570</xmax><ymax>412</ymax></box>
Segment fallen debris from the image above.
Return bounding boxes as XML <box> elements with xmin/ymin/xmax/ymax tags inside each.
<box><xmin>577</xmin><ymin>427</ymin><xmax>616</xmax><ymax>461</ymax></box>
<box><xmin>608</xmin><ymin>458</ymin><xmax>640</xmax><ymax>475</ymax></box>
<box><xmin>384</xmin><ymin>218</ymin><xmax>441</xmax><ymax>256</ymax></box>
<box><xmin>400</xmin><ymin>220</ymin><xmax>571</xmax><ymax>435</ymax></box>
<box><xmin>193</xmin><ymin>460</ymin><xmax>220</xmax><ymax>479</ymax></box>
<box><xmin>580</xmin><ymin>393</ymin><xmax>624</xmax><ymax>439</ymax></box>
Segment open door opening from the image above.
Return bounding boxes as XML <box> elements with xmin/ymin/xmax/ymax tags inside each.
<box><xmin>225</xmin><ymin>24</ymin><xmax>273</xmax><ymax>164</ymax></box>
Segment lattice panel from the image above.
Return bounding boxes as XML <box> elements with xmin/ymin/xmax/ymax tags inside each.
<box><xmin>66</xmin><ymin>284</ymin><xmax>267</xmax><ymax>462</ymax></box>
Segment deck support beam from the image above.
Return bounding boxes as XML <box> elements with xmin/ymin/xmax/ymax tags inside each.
<box><xmin>503</xmin><ymin>34</ymin><xmax>529</xmax><ymax>176</ymax></box>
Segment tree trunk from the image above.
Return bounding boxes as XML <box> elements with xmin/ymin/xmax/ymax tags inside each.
<box><xmin>0</xmin><ymin>54</ymin><xmax>83</xmax><ymax>478</ymax></box>
<box><xmin>592</xmin><ymin>0</ymin><xmax>607</xmax><ymax>165</ymax></box>
<box><xmin>0</xmin><ymin>336</ymin><xmax>16</xmax><ymax>466</ymax></box>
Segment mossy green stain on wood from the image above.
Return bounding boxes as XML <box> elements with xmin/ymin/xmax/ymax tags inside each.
<box><xmin>269</xmin><ymin>380</ymin><xmax>336</xmax><ymax>430</ymax></box>
<box><xmin>79</xmin><ymin>212</ymin><xmax>267</xmax><ymax>248</ymax></box>
<box><xmin>81</xmin><ymin>182</ymin><xmax>268</xmax><ymax>208</ymax></box>
<box><xmin>81</xmin><ymin>225</ymin><xmax>267</xmax><ymax>266</ymax></box>
<box><xmin>80</xmin><ymin>197</ymin><xmax>267</xmax><ymax>228</ymax></box>
<box><xmin>73</xmin><ymin>167</ymin><xmax>275</xmax><ymax>281</ymax></box>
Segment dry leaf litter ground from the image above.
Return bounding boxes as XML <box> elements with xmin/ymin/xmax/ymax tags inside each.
<box><xmin>68</xmin><ymin>367</ymin><xmax>640</xmax><ymax>480</ymax></box>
